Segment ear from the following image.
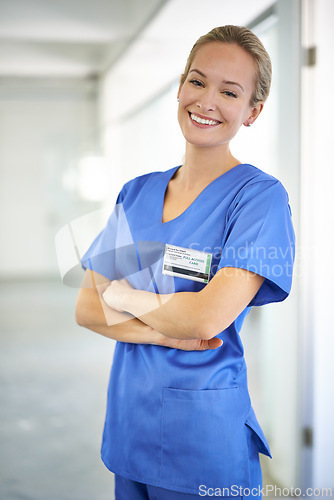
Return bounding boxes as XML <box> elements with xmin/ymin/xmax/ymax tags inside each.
<box><xmin>243</xmin><ymin>101</ymin><xmax>264</xmax><ymax>127</ymax></box>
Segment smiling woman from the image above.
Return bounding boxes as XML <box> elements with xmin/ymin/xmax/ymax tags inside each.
<box><xmin>75</xmin><ymin>25</ymin><xmax>295</xmax><ymax>500</ymax></box>
<box><xmin>177</xmin><ymin>42</ymin><xmax>263</xmax><ymax>151</ymax></box>
<box><xmin>180</xmin><ymin>25</ymin><xmax>272</xmax><ymax>105</ymax></box>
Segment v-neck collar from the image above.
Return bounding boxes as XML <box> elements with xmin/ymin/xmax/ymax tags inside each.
<box><xmin>160</xmin><ymin>163</ymin><xmax>248</xmax><ymax>225</ymax></box>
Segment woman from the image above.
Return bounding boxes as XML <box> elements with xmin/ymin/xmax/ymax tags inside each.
<box><xmin>76</xmin><ymin>25</ymin><xmax>295</xmax><ymax>499</ymax></box>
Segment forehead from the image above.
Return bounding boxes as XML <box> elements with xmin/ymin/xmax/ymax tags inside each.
<box><xmin>190</xmin><ymin>42</ymin><xmax>256</xmax><ymax>90</ymax></box>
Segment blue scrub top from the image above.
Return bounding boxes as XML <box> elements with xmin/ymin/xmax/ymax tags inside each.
<box><xmin>81</xmin><ymin>164</ymin><xmax>295</xmax><ymax>495</ymax></box>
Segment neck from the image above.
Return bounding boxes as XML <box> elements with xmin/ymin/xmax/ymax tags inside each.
<box><xmin>179</xmin><ymin>142</ymin><xmax>240</xmax><ymax>190</ymax></box>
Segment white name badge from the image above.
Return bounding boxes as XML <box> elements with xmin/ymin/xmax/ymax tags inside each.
<box><xmin>162</xmin><ymin>244</ymin><xmax>212</xmax><ymax>284</ymax></box>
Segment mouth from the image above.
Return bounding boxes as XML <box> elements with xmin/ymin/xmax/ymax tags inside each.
<box><xmin>189</xmin><ymin>112</ymin><xmax>222</xmax><ymax>127</ymax></box>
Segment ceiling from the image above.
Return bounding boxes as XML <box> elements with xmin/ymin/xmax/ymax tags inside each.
<box><xmin>0</xmin><ymin>0</ymin><xmax>276</xmax><ymax>83</ymax></box>
<box><xmin>0</xmin><ymin>0</ymin><xmax>168</xmax><ymax>78</ymax></box>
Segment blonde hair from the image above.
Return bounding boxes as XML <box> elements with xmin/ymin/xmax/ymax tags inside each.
<box><xmin>181</xmin><ymin>25</ymin><xmax>272</xmax><ymax>106</ymax></box>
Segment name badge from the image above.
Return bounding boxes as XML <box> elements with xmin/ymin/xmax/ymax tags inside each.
<box><xmin>162</xmin><ymin>244</ymin><xmax>212</xmax><ymax>283</ymax></box>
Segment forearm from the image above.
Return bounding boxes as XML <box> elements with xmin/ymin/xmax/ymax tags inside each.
<box><xmin>108</xmin><ymin>287</ymin><xmax>208</xmax><ymax>340</ymax></box>
<box><xmin>75</xmin><ymin>286</ymin><xmax>166</xmax><ymax>345</ymax></box>
<box><xmin>102</xmin><ymin>268</ymin><xmax>265</xmax><ymax>340</ymax></box>
<box><xmin>75</xmin><ymin>285</ymin><xmax>222</xmax><ymax>351</ymax></box>
<box><xmin>83</xmin><ymin>313</ymin><xmax>165</xmax><ymax>345</ymax></box>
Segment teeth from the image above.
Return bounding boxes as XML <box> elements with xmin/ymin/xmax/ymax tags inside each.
<box><xmin>190</xmin><ymin>113</ymin><xmax>220</xmax><ymax>126</ymax></box>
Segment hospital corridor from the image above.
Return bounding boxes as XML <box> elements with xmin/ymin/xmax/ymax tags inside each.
<box><xmin>0</xmin><ymin>0</ymin><xmax>333</xmax><ymax>499</ymax></box>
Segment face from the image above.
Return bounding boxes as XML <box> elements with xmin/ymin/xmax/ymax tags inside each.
<box><xmin>177</xmin><ymin>42</ymin><xmax>263</xmax><ymax>149</ymax></box>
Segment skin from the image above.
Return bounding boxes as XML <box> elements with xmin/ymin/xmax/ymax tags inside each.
<box><xmin>76</xmin><ymin>41</ymin><xmax>265</xmax><ymax>349</ymax></box>
<box><xmin>76</xmin><ymin>270</ymin><xmax>222</xmax><ymax>350</ymax></box>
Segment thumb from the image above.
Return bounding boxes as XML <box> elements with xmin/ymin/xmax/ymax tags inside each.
<box><xmin>207</xmin><ymin>337</ymin><xmax>223</xmax><ymax>350</ymax></box>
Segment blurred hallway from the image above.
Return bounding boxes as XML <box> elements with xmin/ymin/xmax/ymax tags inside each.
<box><xmin>1</xmin><ymin>0</ymin><xmax>334</xmax><ymax>494</ymax></box>
<box><xmin>0</xmin><ymin>279</ymin><xmax>115</xmax><ymax>500</ymax></box>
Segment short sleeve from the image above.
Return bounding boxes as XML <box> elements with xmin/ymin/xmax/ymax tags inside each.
<box><xmin>81</xmin><ymin>185</ymin><xmax>137</xmax><ymax>280</ymax></box>
<box><xmin>217</xmin><ymin>180</ymin><xmax>295</xmax><ymax>306</ymax></box>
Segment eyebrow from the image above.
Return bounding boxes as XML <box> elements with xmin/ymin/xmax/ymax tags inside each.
<box><xmin>189</xmin><ymin>69</ymin><xmax>245</xmax><ymax>93</ymax></box>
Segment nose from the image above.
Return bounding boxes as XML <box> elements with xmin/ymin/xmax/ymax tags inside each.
<box><xmin>196</xmin><ymin>87</ymin><xmax>217</xmax><ymax>112</ymax></box>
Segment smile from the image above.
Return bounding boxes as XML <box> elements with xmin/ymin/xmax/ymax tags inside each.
<box><xmin>190</xmin><ymin>113</ymin><xmax>221</xmax><ymax>126</ymax></box>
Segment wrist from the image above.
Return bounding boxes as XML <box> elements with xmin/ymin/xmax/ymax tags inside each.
<box><xmin>150</xmin><ymin>330</ymin><xmax>165</xmax><ymax>346</ymax></box>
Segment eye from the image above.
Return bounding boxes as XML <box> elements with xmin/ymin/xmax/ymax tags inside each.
<box><xmin>222</xmin><ymin>90</ymin><xmax>237</xmax><ymax>98</ymax></box>
<box><xmin>189</xmin><ymin>79</ymin><xmax>204</xmax><ymax>87</ymax></box>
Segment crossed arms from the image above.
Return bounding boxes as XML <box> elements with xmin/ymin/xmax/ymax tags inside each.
<box><xmin>75</xmin><ymin>268</ymin><xmax>264</xmax><ymax>351</ymax></box>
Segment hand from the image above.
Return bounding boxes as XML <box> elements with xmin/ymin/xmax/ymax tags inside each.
<box><xmin>102</xmin><ymin>279</ymin><xmax>134</xmax><ymax>312</ymax></box>
<box><xmin>160</xmin><ymin>336</ymin><xmax>223</xmax><ymax>351</ymax></box>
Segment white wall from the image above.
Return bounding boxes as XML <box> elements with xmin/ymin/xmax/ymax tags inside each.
<box><xmin>0</xmin><ymin>79</ymin><xmax>98</xmax><ymax>278</ymax></box>
<box><xmin>303</xmin><ymin>0</ymin><xmax>334</xmax><ymax>488</ymax></box>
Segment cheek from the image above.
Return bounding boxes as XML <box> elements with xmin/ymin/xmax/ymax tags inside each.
<box><xmin>177</xmin><ymin>102</ymin><xmax>187</xmax><ymax>131</ymax></box>
<box><xmin>177</xmin><ymin>92</ymin><xmax>191</xmax><ymax>124</ymax></box>
<box><xmin>223</xmin><ymin>102</ymin><xmax>249</xmax><ymax>124</ymax></box>
<box><xmin>178</xmin><ymin>84</ymin><xmax>198</xmax><ymax>106</ymax></box>
<box><xmin>177</xmin><ymin>106</ymin><xmax>182</xmax><ymax>127</ymax></box>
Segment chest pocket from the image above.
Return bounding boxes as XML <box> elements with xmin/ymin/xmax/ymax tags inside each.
<box><xmin>160</xmin><ymin>386</ymin><xmax>264</xmax><ymax>493</ymax></box>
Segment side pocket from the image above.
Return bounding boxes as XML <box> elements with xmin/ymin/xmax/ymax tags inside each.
<box><xmin>245</xmin><ymin>406</ymin><xmax>272</xmax><ymax>458</ymax></box>
<box><xmin>160</xmin><ymin>387</ymin><xmax>251</xmax><ymax>492</ymax></box>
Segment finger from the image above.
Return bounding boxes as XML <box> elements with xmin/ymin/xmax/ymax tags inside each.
<box><xmin>207</xmin><ymin>338</ymin><xmax>223</xmax><ymax>350</ymax></box>
<box><xmin>102</xmin><ymin>289</ymin><xmax>109</xmax><ymax>304</ymax></box>
<box><xmin>120</xmin><ymin>278</ymin><xmax>130</xmax><ymax>286</ymax></box>
<box><xmin>102</xmin><ymin>287</ymin><xmax>114</xmax><ymax>306</ymax></box>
